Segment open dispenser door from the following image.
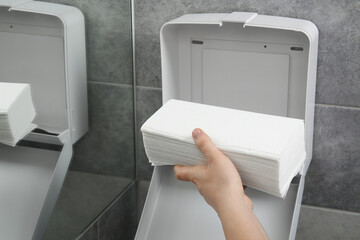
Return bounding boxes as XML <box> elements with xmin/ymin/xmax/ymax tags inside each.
<box><xmin>0</xmin><ymin>1</ymin><xmax>87</xmax><ymax>239</ymax></box>
<box><xmin>0</xmin><ymin>132</ymin><xmax>72</xmax><ymax>240</ymax></box>
<box><xmin>136</xmin><ymin>12</ymin><xmax>318</xmax><ymax>240</ymax></box>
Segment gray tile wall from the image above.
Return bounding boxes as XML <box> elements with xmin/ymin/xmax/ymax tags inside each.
<box><xmin>134</xmin><ymin>0</ymin><xmax>360</xmax><ymax>220</ymax></box>
<box><xmin>72</xmin><ymin>82</ymin><xmax>135</xmax><ymax>178</ymax></box>
<box><xmin>304</xmin><ymin>105</ymin><xmax>360</xmax><ymax>212</ymax></box>
<box><xmin>77</xmin><ymin>183</ymin><xmax>137</xmax><ymax>240</ymax></box>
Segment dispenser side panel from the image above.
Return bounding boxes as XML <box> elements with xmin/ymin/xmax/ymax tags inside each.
<box><xmin>32</xmin><ymin>132</ymin><xmax>73</xmax><ymax>240</ymax></box>
<box><xmin>161</xmin><ymin>24</ymin><xmax>182</xmax><ymax>103</ymax></box>
<box><xmin>289</xmin><ymin>175</ymin><xmax>305</xmax><ymax>240</ymax></box>
<box><xmin>302</xmin><ymin>35</ymin><xmax>319</xmax><ymax>174</ymax></box>
<box><xmin>63</xmin><ymin>9</ymin><xmax>88</xmax><ymax>143</ymax></box>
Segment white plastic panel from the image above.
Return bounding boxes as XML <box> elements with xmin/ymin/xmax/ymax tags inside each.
<box><xmin>222</xmin><ymin>12</ymin><xmax>257</xmax><ymax>24</ymax></box>
<box><xmin>147</xmin><ymin>168</ymin><xmax>224</xmax><ymax>239</ymax></box>
<box><xmin>0</xmin><ymin>6</ymin><xmax>67</xmax><ymax>134</ymax></box>
<box><xmin>0</xmin><ymin>132</ymin><xmax>72</xmax><ymax>240</ymax></box>
<box><xmin>0</xmin><ymin>145</ymin><xmax>58</xmax><ymax>240</ymax></box>
<box><xmin>136</xmin><ymin>166</ymin><xmax>299</xmax><ymax>240</ymax></box>
<box><xmin>169</xmin><ymin>24</ymin><xmax>309</xmax><ymax>120</ymax></box>
<box><xmin>200</xmin><ymin>49</ymin><xmax>289</xmax><ymax>116</ymax></box>
<box><xmin>246</xmin><ymin>183</ymin><xmax>298</xmax><ymax>240</ymax></box>
<box><xmin>0</xmin><ymin>30</ymin><xmax>68</xmax><ymax>132</ymax></box>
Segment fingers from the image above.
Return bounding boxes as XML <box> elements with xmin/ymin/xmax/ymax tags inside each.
<box><xmin>174</xmin><ymin>165</ymin><xmax>201</xmax><ymax>182</ymax></box>
<box><xmin>192</xmin><ymin>128</ymin><xmax>224</xmax><ymax>164</ymax></box>
<box><xmin>244</xmin><ymin>194</ymin><xmax>253</xmax><ymax>210</ymax></box>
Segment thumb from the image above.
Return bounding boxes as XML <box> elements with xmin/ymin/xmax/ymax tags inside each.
<box><xmin>192</xmin><ymin>128</ymin><xmax>224</xmax><ymax>164</ymax></box>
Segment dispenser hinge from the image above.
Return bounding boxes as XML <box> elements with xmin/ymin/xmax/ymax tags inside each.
<box><xmin>222</xmin><ymin>12</ymin><xmax>258</xmax><ymax>25</ymax></box>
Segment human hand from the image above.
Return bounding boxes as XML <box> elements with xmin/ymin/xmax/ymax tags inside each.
<box><xmin>174</xmin><ymin>128</ymin><xmax>253</xmax><ymax>214</ymax></box>
<box><xmin>174</xmin><ymin>128</ymin><xmax>268</xmax><ymax>240</ymax></box>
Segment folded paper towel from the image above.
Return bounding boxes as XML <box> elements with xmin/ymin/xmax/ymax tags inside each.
<box><xmin>141</xmin><ymin>99</ymin><xmax>306</xmax><ymax>198</ymax></box>
<box><xmin>0</xmin><ymin>82</ymin><xmax>36</xmax><ymax>146</ymax></box>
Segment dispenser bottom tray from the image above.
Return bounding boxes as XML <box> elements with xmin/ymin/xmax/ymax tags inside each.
<box><xmin>0</xmin><ymin>139</ymin><xmax>71</xmax><ymax>240</ymax></box>
<box><xmin>136</xmin><ymin>165</ymin><xmax>303</xmax><ymax>240</ymax></box>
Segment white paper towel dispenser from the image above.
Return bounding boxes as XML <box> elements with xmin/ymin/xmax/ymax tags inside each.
<box><xmin>136</xmin><ymin>12</ymin><xmax>318</xmax><ymax>240</ymax></box>
<box><xmin>0</xmin><ymin>0</ymin><xmax>87</xmax><ymax>239</ymax></box>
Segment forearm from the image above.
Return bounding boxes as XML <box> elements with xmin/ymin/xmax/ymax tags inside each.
<box><xmin>217</xmin><ymin>197</ymin><xmax>269</xmax><ymax>240</ymax></box>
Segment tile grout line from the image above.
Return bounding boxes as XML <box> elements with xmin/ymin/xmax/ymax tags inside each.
<box><xmin>98</xmin><ymin>181</ymin><xmax>135</xmax><ymax>219</ymax></box>
<box><xmin>302</xmin><ymin>204</ymin><xmax>360</xmax><ymax>216</ymax></box>
<box><xmin>88</xmin><ymin>81</ymin><xmax>133</xmax><ymax>88</ymax></box>
<box><xmin>131</xmin><ymin>0</ymin><xmax>139</xmax><ymax>185</ymax></box>
<box><xmin>136</xmin><ymin>85</ymin><xmax>162</xmax><ymax>91</ymax></box>
<box><xmin>315</xmin><ymin>103</ymin><xmax>360</xmax><ymax>111</ymax></box>
<box><xmin>75</xmin><ymin>221</ymin><xmax>98</xmax><ymax>240</ymax></box>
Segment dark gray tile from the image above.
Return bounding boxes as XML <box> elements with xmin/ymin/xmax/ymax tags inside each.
<box><xmin>303</xmin><ymin>105</ymin><xmax>360</xmax><ymax>212</ymax></box>
<box><xmin>40</xmin><ymin>0</ymin><xmax>133</xmax><ymax>85</ymax></box>
<box><xmin>296</xmin><ymin>205</ymin><xmax>360</xmax><ymax>240</ymax></box>
<box><xmin>135</xmin><ymin>34</ymin><xmax>162</xmax><ymax>88</ymax></box>
<box><xmin>137</xmin><ymin>180</ymin><xmax>150</xmax><ymax>220</ymax></box>
<box><xmin>136</xmin><ymin>87</ymin><xmax>162</xmax><ymax>180</ymax></box>
<box><xmin>98</xmin><ymin>183</ymin><xmax>137</xmax><ymax>240</ymax></box>
<box><xmin>293</xmin><ymin>0</ymin><xmax>360</xmax><ymax>107</ymax></box>
<box><xmin>78</xmin><ymin>223</ymin><xmax>98</xmax><ymax>240</ymax></box>
<box><xmin>71</xmin><ymin>82</ymin><xmax>135</xmax><ymax>178</ymax></box>
<box><xmin>44</xmin><ymin>171</ymin><xmax>131</xmax><ymax>240</ymax></box>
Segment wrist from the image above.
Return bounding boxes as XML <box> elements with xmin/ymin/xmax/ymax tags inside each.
<box><xmin>216</xmin><ymin>193</ymin><xmax>252</xmax><ymax>220</ymax></box>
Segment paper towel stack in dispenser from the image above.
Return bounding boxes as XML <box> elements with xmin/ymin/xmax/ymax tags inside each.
<box><xmin>136</xmin><ymin>12</ymin><xmax>318</xmax><ymax>240</ymax></box>
<box><xmin>0</xmin><ymin>1</ymin><xmax>87</xmax><ymax>239</ymax></box>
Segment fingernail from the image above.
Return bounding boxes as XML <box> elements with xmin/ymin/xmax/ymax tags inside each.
<box><xmin>192</xmin><ymin>128</ymin><xmax>202</xmax><ymax>140</ymax></box>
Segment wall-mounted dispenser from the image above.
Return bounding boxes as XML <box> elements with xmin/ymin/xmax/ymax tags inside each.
<box><xmin>0</xmin><ymin>0</ymin><xmax>87</xmax><ymax>239</ymax></box>
<box><xmin>136</xmin><ymin>12</ymin><xmax>318</xmax><ymax>240</ymax></box>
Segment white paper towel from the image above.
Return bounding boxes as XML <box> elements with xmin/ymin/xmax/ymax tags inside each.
<box><xmin>141</xmin><ymin>99</ymin><xmax>306</xmax><ymax>198</ymax></box>
<box><xmin>0</xmin><ymin>82</ymin><xmax>36</xmax><ymax>146</ymax></box>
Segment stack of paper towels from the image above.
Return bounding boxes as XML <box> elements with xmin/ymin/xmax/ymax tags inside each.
<box><xmin>141</xmin><ymin>100</ymin><xmax>306</xmax><ymax>198</ymax></box>
<box><xmin>0</xmin><ymin>82</ymin><xmax>36</xmax><ymax>146</ymax></box>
